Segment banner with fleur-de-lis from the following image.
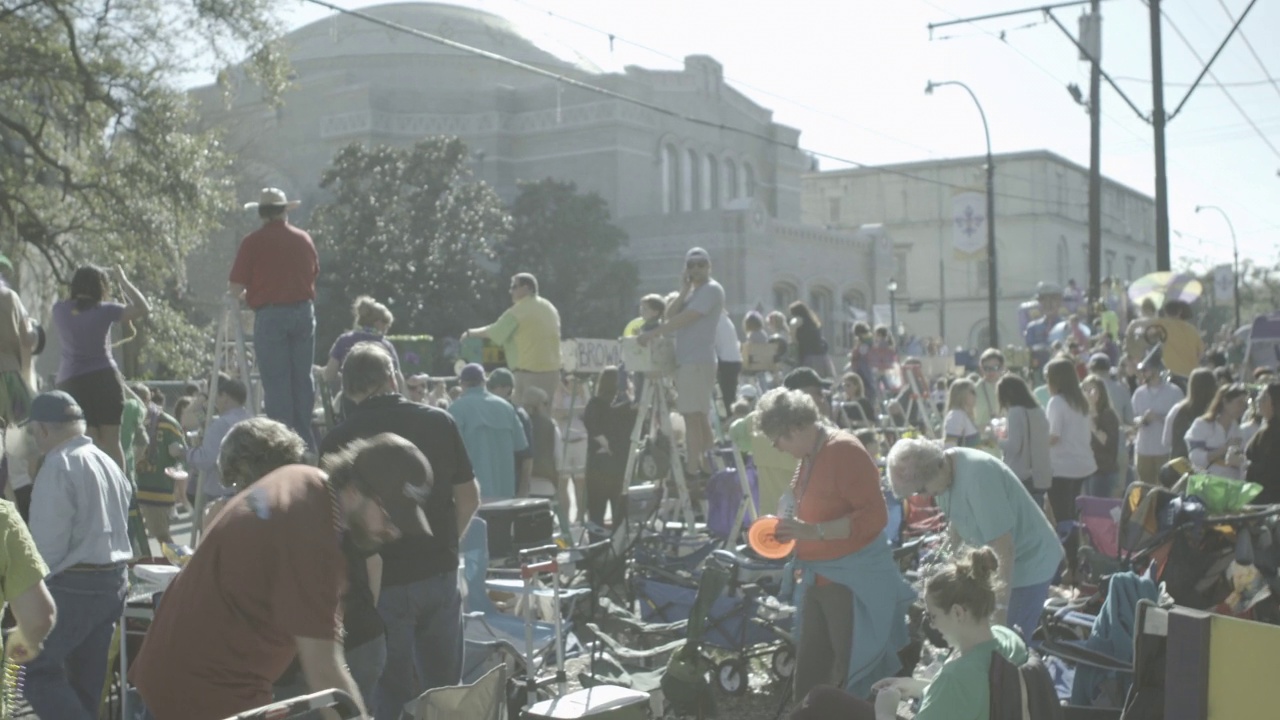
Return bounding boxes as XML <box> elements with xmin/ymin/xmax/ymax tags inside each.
<box><xmin>951</xmin><ymin>191</ymin><xmax>988</xmax><ymax>260</ymax></box>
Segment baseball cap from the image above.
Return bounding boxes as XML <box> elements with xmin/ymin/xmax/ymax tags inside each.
<box><xmin>1088</xmin><ymin>353</ymin><xmax>1112</xmax><ymax>371</ymax></box>
<box><xmin>349</xmin><ymin>433</ymin><xmax>434</xmax><ymax>536</ymax></box>
<box><xmin>459</xmin><ymin>363</ymin><xmax>486</xmax><ymax>385</ymax></box>
<box><xmin>487</xmin><ymin>367</ymin><xmax>515</xmax><ymax>389</ymax></box>
<box><xmin>24</xmin><ymin>390</ymin><xmax>85</xmax><ymax>425</ymax></box>
<box><xmin>685</xmin><ymin>247</ymin><xmax>710</xmax><ymax>264</ymax></box>
<box><xmin>783</xmin><ymin>367</ymin><xmax>831</xmax><ymax>391</ymax></box>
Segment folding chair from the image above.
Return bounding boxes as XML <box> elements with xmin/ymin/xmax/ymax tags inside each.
<box><xmin>403</xmin><ymin>665</ymin><xmax>505</xmax><ymax>720</ymax></box>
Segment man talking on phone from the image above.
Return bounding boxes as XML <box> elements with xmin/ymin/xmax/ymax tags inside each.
<box><xmin>638</xmin><ymin>247</ymin><xmax>724</xmax><ymax>479</ymax></box>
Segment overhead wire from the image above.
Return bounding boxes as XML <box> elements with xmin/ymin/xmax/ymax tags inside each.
<box><xmin>503</xmin><ymin>0</ymin><xmax>947</xmax><ymax>157</ymax></box>
<box><xmin>300</xmin><ymin>0</ymin><xmax>1099</xmax><ymax>208</ymax></box>
<box><xmin>1112</xmin><ymin>75</ymin><xmax>1280</xmax><ymax>89</ymax></box>
<box><xmin>1152</xmin><ymin>1</ymin><xmax>1280</xmax><ymax>161</ymax></box>
<box><xmin>916</xmin><ymin>0</ymin><xmax>1278</xmax><ymax>260</ymax></box>
<box><xmin>1213</xmin><ymin>0</ymin><xmax>1280</xmax><ymax>103</ymax></box>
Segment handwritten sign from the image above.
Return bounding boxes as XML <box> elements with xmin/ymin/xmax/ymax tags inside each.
<box><xmin>562</xmin><ymin>338</ymin><xmax>622</xmax><ymax>374</ymax></box>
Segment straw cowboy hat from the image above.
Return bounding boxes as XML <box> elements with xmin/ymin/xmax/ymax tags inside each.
<box><xmin>242</xmin><ymin>187</ymin><xmax>301</xmax><ymax>211</ymax></box>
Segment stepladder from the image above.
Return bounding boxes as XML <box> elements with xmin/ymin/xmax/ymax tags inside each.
<box><xmin>621</xmin><ymin>372</ymin><xmax>696</xmax><ymax>529</ymax></box>
<box><xmin>190</xmin><ymin>294</ymin><xmax>256</xmax><ymax>545</ymax></box>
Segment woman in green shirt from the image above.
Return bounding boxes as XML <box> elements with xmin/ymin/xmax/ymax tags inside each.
<box><xmin>788</xmin><ymin>546</ymin><xmax>1028</xmax><ymax>720</ymax></box>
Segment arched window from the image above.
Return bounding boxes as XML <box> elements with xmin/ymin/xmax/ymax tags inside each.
<box><xmin>1056</xmin><ymin>237</ymin><xmax>1070</xmax><ymax>286</ymax></box>
<box><xmin>743</xmin><ymin>162</ymin><xmax>757</xmax><ymax>199</ymax></box>
<box><xmin>772</xmin><ymin>282</ymin><xmax>797</xmax><ymax>313</ymax></box>
<box><xmin>703</xmin><ymin>154</ymin><xmax>719</xmax><ymax>210</ymax></box>
<box><xmin>681</xmin><ymin>149</ymin><xmax>696</xmax><ymax>212</ymax></box>
<box><xmin>662</xmin><ymin>144</ymin><xmax>678</xmax><ymax>215</ymax></box>
<box><xmin>809</xmin><ymin>286</ymin><xmax>834</xmax><ymax>339</ymax></box>
<box><xmin>723</xmin><ymin>159</ymin><xmax>738</xmax><ymax>203</ymax></box>
<box><xmin>840</xmin><ymin>289</ymin><xmax>867</xmax><ymax>349</ymax></box>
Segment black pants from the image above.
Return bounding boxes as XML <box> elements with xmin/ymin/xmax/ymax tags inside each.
<box><xmin>586</xmin><ymin>472</ymin><xmax>626</xmax><ymax>528</ymax></box>
<box><xmin>717</xmin><ymin>361</ymin><xmax>741</xmax><ymax>416</ymax></box>
<box><xmin>1051</xmin><ymin>475</ymin><xmax>1088</xmax><ymax>582</ymax></box>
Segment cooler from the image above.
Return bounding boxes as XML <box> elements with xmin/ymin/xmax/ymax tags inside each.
<box><xmin>476</xmin><ymin>498</ymin><xmax>555</xmax><ymax>561</ymax></box>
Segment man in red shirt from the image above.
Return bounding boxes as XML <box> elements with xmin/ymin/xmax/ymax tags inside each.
<box><xmin>130</xmin><ymin>432</ymin><xmax>434</xmax><ymax>720</ymax></box>
<box><xmin>229</xmin><ymin>188</ymin><xmax>320</xmax><ymax>450</ymax></box>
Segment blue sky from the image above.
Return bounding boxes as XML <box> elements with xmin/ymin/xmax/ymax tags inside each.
<box><xmin>243</xmin><ymin>0</ymin><xmax>1280</xmax><ymax>271</ymax></box>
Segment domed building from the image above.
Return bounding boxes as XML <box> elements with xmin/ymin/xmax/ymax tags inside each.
<box><xmin>188</xmin><ymin>2</ymin><xmax>879</xmax><ymax>350</ymax></box>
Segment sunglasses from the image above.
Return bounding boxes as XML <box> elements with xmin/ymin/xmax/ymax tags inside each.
<box><xmin>982</xmin><ymin>365</ymin><xmax>1003</xmax><ymax>372</ymax></box>
<box><xmin>686</xmin><ymin>260</ymin><xmax>709</xmax><ymax>268</ymax></box>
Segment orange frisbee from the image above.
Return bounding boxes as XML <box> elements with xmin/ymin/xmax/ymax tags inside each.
<box><xmin>748</xmin><ymin>515</ymin><xmax>796</xmax><ymax>559</ymax></box>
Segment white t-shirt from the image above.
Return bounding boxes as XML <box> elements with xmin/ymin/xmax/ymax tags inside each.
<box><xmin>944</xmin><ymin>410</ymin><xmax>980</xmax><ymax>444</ymax></box>
<box><xmin>714</xmin><ymin>312</ymin><xmax>743</xmax><ymax>363</ymax></box>
<box><xmin>1132</xmin><ymin>382</ymin><xmax>1185</xmax><ymax>457</ymax></box>
<box><xmin>1185</xmin><ymin>417</ymin><xmax>1245</xmax><ymax>480</ymax></box>
<box><xmin>1046</xmin><ymin>395</ymin><xmax>1098</xmax><ymax>479</ymax></box>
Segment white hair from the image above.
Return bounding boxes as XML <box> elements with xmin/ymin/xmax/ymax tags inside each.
<box><xmin>756</xmin><ymin>388</ymin><xmax>820</xmax><ymax>440</ymax></box>
<box><xmin>886</xmin><ymin>438</ymin><xmax>947</xmax><ymax>499</ymax></box>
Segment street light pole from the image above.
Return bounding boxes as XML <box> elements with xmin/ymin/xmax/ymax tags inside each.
<box><xmin>926</xmin><ymin>79</ymin><xmax>998</xmax><ymax>348</ymax></box>
<box><xmin>887</xmin><ymin>278</ymin><xmax>899</xmax><ymax>346</ymax></box>
<box><xmin>1195</xmin><ymin>204</ymin><xmax>1240</xmax><ymax>329</ymax></box>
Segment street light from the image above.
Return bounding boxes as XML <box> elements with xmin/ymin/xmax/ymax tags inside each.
<box><xmin>1195</xmin><ymin>204</ymin><xmax>1240</xmax><ymax>330</ymax></box>
<box><xmin>887</xmin><ymin>277</ymin><xmax>899</xmax><ymax>345</ymax></box>
<box><xmin>926</xmin><ymin>79</ymin><xmax>998</xmax><ymax>348</ymax></box>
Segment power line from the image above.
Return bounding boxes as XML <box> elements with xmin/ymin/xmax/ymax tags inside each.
<box><xmin>1213</xmin><ymin>0</ymin><xmax>1280</xmax><ymax>103</ymax></box>
<box><xmin>1112</xmin><ymin>75</ymin><xmax>1280</xmax><ymax>89</ymax></box>
<box><xmin>300</xmin><ymin>0</ymin><xmax>1094</xmax><ymax>208</ymax></box>
<box><xmin>1154</xmin><ymin>2</ymin><xmax>1280</xmax><ymax>160</ymax></box>
<box><xmin>503</xmin><ymin>0</ymin><xmax>946</xmax><ymax>157</ymax></box>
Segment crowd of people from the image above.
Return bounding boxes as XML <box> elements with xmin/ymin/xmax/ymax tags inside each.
<box><xmin>0</xmin><ymin>183</ymin><xmax>1275</xmax><ymax>720</ymax></box>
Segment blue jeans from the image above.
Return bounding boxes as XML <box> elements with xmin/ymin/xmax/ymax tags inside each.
<box><xmin>26</xmin><ymin>567</ymin><xmax>127</xmax><ymax>720</ymax></box>
<box><xmin>375</xmin><ymin>571</ymin><xmax>463</xmax><ymax>720</ymax></box>
<box><xmin>1008</xmin><ymin>580</ymin><xmax>1053</xmax><ymax>644</ymax></box>
<box><xmin>254</xmin><ymin>301</ymin><xmax>316</xmax><ymax>450</ymax></box>
<box><xmin>1087</xmin><ymin>470</ymin><xmax>1122</xmax><ymax>498</ymax></box>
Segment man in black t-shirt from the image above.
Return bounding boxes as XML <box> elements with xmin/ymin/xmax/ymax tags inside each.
<box><xmin>320</xmin><ymin>342</ymin><xmax>480</xmax><ymax>719</ymax></box>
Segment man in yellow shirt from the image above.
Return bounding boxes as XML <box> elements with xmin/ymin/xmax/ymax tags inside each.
<box><xmin>464</xmin><ymin>273</ymin><xmax>562</xmax><ymax>403</ymax></box>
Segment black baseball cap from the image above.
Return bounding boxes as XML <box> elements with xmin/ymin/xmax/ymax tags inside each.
<box><xmin>348</xmin><ymin>434</ymin><xmax>435</xmax><ymax>536</ymax></box>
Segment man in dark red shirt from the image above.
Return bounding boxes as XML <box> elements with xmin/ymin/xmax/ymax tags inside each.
<box><xmin>230</xmin><ymin>188</ymin><xmax>320</xmax><ymax>450</ymax></box>
<box><xmin>130</xmin><ymin>432</ymin><xmax>434</xmax><ymax>720</ymax></box>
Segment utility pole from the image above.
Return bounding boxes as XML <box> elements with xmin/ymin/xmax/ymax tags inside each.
<box><xmin>1150</xmin><ymin>0</ymin><xmax>1171</xmax><ymax>271</ymax></box>
<box><xmin>1084</xmin><ymin>3</ymin><xmax>1103</xmax><ymax>316</ymax></box>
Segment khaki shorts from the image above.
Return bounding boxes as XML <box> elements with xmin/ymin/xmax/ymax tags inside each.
<box><xmin>675</xmin><ymin>363</ymin><xmax>717</xmax><ymax>415</ymax></box>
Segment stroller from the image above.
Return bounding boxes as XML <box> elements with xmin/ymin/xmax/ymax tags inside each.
<box><xmin>632</xmin><ymin>549</ymin><xmax>794</xmax><ymax>695</ymax></box>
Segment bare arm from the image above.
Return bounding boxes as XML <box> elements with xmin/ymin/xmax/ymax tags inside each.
<box><xmin>454</xmin><ymin>479</ymin><xmax>480</xmax><ymax>539</ymax></box>
<box><xmin>322</xmin><ymin>357</ymin><xmax>341</xmax><ymax>384</ymax></box>
<box><xmin>6</xmin><ymin>580</ymin><xmax>56</xmax><ymax>662</ymax></box>
<box><xmin>295</xmin><ymin>636</ymin><xmax>369</xmax><ymax>719</ymax></box>
<box><xmin>115</xmin><ymin>266</ymin><xmax>151</xmax><ymax>322</ymax></box>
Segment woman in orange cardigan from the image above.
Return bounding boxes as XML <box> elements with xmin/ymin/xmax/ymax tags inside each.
<box><xmin>760</xmin><ymin>388</ymin><xmax>915</xmax><ymax>701</ymax></box>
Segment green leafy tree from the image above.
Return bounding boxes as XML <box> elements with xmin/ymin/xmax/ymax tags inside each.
<box><xmin>311</xmin><ymin>137</ymin><xmax>512</xmax><ymax>349</ymax></box>
<box><xmin>0</xmin><ymin>0</ymin><xmax>290</xmax><ymax>376</ymax></box>
<box><xmin>500</xmin><ymin>179</ymin><xmax>638</xmax><ymax>338</ymax></box>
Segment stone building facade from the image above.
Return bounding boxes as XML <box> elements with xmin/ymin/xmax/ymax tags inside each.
<box><xmin>803</xmin><ymin>151</ymin><xmax>1158</xmax><ymax>349</ymax></box>
<box><xmin>187</xmin><ymin>2</ymin><xmax>873</xmax><ymax>349</ymax></box>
